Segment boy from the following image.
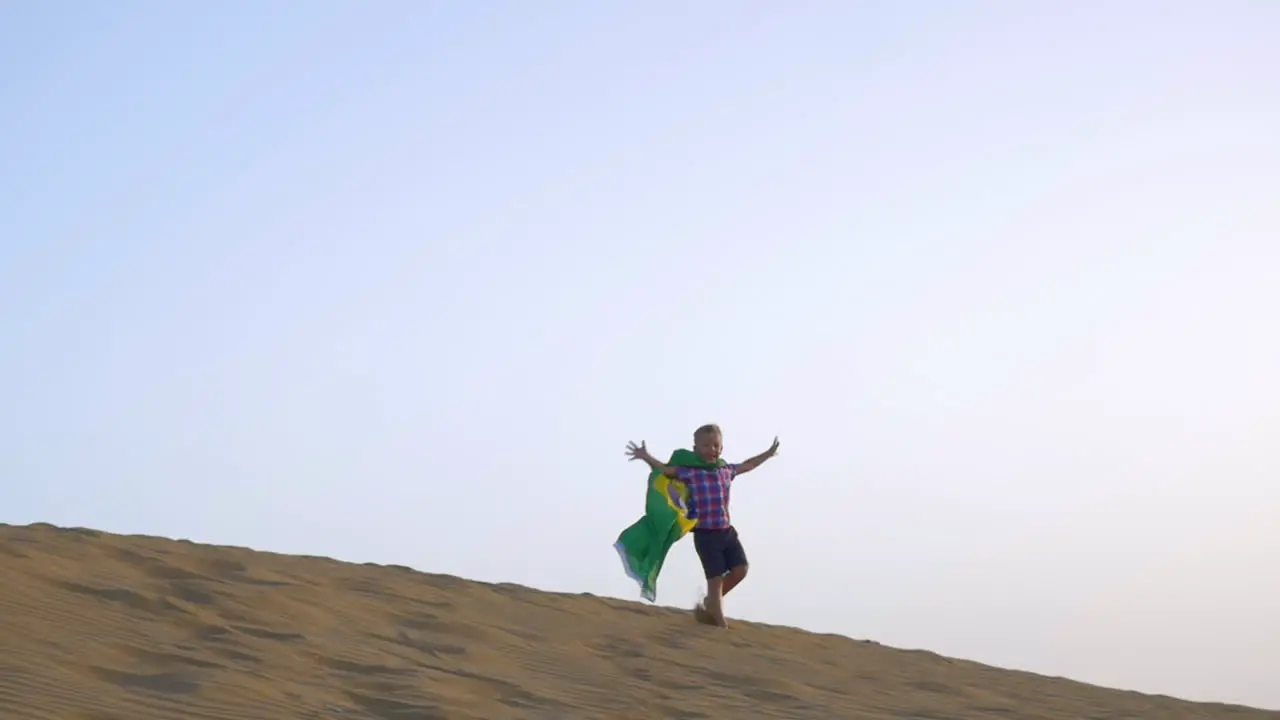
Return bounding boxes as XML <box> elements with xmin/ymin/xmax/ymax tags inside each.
<box><xmin>625</xmin><ymin>424</ymin><xmax>780</xmax><ymax>628</ymax></box>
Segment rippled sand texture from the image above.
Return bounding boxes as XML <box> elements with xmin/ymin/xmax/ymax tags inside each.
<box><xmin>0</xmin><ymin>523</ymin><xmax>1275</xmax><ymax>720</ymax></box>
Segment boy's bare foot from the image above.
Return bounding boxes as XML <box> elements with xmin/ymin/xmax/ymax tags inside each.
<box><xmin>694</xmin><ymin>603</ymin><xmax>717</xmax><ymax>626</ymax></box>
<box><xmin>694</xmin><ymin>603</ymin><xmax>729</xmax><ymax>628</ymax></box>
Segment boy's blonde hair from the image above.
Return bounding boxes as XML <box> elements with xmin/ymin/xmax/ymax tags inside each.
<box><xmin>694</xmin><ymin>423</ymin><xmax>722</xmax><ymax>440</ymax></box>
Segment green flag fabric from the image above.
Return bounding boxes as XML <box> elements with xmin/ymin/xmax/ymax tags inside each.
<box><xmin>614</xmin><ymin>449</ymin><xmax>724</xmax><ymax>602</ymax></box>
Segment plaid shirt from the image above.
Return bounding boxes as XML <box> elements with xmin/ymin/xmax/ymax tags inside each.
<box><xmin>675</xmin><ymin>464</ymin><xmax>739</xmax><ymax>530</ymax></box>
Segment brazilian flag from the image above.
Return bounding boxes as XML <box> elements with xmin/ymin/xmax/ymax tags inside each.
<box><xmin>613</xmin><ymin>449</ymin><xmax>723</xmax><ymax>602</ymax></box>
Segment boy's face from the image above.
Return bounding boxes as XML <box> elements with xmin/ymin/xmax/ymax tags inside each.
<box><xmin>693</xmin><ymin>431</ymin><xmax>723</xmax><ymax>463</ymax></box>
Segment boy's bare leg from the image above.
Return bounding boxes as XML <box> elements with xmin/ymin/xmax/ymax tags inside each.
<box><xmin>721</xmin><ymin>565</ymin><xmax>748</xmax><ymax>597</ymax></box>
<box><xmin>702</xmin><ymin>576</ymin><xmax>729</xmax><ymax>628</ymax></box>
<box><xmin>696</xmin><ymin>566</ymin><xmax>746</xmax><ymax>626</ymax></box>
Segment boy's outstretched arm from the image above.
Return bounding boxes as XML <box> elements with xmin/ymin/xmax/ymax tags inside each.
<box><xmin>625</xmin><ymin>440</ymin><xmax>680</xmax><ymax>477</ymax></box>
<box><xmin>734</xmin><ymin>436</ymin><xmax>781</xmax><ymax>475</ymax></box>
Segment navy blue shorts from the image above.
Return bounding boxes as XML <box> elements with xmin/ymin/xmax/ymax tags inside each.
<box><xmin>692</xmin><ymin>526</ymin><xmax>748</xmax><ymax>580</ymax></box>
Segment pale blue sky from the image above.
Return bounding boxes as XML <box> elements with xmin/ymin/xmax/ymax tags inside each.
<box><xmin>3</xmin><ymin>0</ymin><xmax>1279</xmax><ymax>710</ymax></box>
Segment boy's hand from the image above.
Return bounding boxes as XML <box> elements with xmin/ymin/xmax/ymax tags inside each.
<box><xmin>625</xmin><ymin>440</ymin><xmax>652</xmax><ymax>463</ymax></box>
<box><xmin>626</xmin><ymin>441</ymin><xmax>680</xmax><ymax>477</ymax></box>
<box><xmin>735</xmin><ymin>436</ymin><xmax>781</xmax><ymax>475</ymax></box>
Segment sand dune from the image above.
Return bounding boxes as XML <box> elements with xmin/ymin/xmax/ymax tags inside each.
<box><xmin>0</xmin><ymin>523</ymin><xmax>1273</xmax><ymax>720</ymax></box>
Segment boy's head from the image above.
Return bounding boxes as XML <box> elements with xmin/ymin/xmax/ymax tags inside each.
<box><xmin>693</xmin><ymin>423</ymin><xmax>723</xmax><ymax>463</ymax></box>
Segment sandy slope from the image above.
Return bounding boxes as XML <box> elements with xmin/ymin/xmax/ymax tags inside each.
<box><xmin>0</xmin><ymin>524</ymin><xmax>1274</xmax><ymax>720</ymax></box>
